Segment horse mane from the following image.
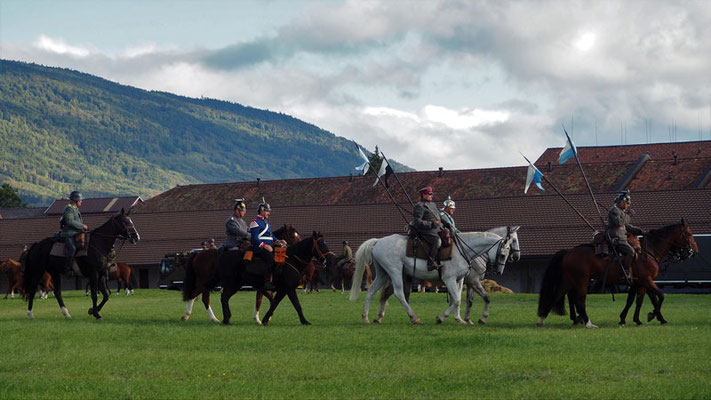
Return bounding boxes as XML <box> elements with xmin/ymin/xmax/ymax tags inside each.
<box><xmin>645</xmin><ymin>222</ymin><xmax>682</xmax><ymax>240</ymax></box>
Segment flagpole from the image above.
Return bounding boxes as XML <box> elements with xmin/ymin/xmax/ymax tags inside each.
<box><xmin>563</xmin><ymin>126</ymin><xmax>605</xmax><ymax>227</ymax></box>
<box><xmin>375</xmin><ymin>170</ymin><xmax>412</xmax><ymax>226</ymax></box>
<box><xmin>379</xmin><ymin>151</ymin><xmax>415</xmax><ymax>208</ymax></box>
<box><xmin>522</xmin><ymin>154</ymin><xmax>597</xmax><ymax>232</ymax></box>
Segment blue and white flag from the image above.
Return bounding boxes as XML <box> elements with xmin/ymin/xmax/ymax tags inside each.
<box><xmin>373</xmin><ymin>155</ymin><xmax>391</xmax><ymax>187</ymax></box>
<box><xmin>525</xmin><ymin>163</ymin><xmax>545</xmax><ymax>193</ymax></box>
<box><xmin>355</xmin><ymin>145</ymin><xmax>370</xmax><ymax>175</ymax></box>
<box><xmin>558</xmin><ymin>133</ymin><xmax>577</xmax><ymax>164</ymax></box>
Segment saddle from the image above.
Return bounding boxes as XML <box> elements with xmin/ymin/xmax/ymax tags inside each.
<box><xmin>405</xmin><ymin>237</ymin><xmax>454</xmax><ymax>261</ymax></box>
<box><xmin>50</xmin><ymin>233</ymin><xmax>90</xmax><ymax>258</ymax></box>
<box><xmin>592</xmin><ymin>231</ymin><xmax>642</xmax><ymax>257</ymax></box>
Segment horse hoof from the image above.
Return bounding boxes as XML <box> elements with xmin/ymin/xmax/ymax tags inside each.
<box><xmin>536</xmin><ymin>321</ymin><xmax>544</xmax><ymax>327</ymax></box>
<box><xmin>435</xmin><ymin>317</ymin><xmax>443</xmax><ymax>324</ymax></box>
<box><xmin>619</xmin><ymin>321</ymin><xmax>626</xmax><ymax>326</ymax></box>
<box><xmin>660</xmin><ymin>320</ymin><xmax>668</xmax><ymax>325</ymax></box>
<box><xmin>477</xmin><ymin>319</ymin><xmax>486</xmax><ymax>325</ymax></box>
<box><xmin>373</xmin><ymin>319</ymin><xmax>381</xmax><ymax>324</ymax></box>
<box><xmin>180</xmin><ymin>315</ymin><xmax>189</xmax><ymax>322</ymax></box>
<box><xmin>303</xmin><ymin>321</ymin><xmax>312</xmax><ymax>326</ymax></box>
<box><xmin>412</xmin><ymin>318</ymin><xmax>423</xmax><ymax>325</ymax></box>
<box><xmin>88</xmin><ymin>308</ymin><xmax>94</xmax><ymax>315</ymax></box>
<box><xmin>27</xmin><ymin>311</ymin><xmax>35</xmax><ymax>320</ymax></box>
<box><xmin>222</xmin><ymin>320</ymin><xmax>231</xmax><ymax>326</ymax></box>
<box><xmin>647</xmin><ymin>312</ymin><xmax>655</xmax><ymax>322</ymax></box>
<box><xmin>465</xmin><ymin>319</ymin><xmax>473</xmax><ymax>325</ymax></box>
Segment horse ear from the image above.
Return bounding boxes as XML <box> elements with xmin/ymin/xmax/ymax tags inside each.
<box><xmin>509</xmin><ymin>226</ymin><xmax>520</xmax><ymax>233</ymax></box>
<box><xmin>120</xmin><ymin>208</ymin><xmax>126</xmax><ymax>216</ymax></box>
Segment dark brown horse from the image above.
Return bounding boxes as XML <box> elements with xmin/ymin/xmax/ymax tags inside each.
<box><xmin>1</xmin><ymin>258</ymin><xmax>53</xmax><ymax>300</ymax></box>
<box><xmin>219</xmin><ymin>232</ymin><xmax>333</xmax><ymax>325</ymax></box>
<box><xmin>179</xmin><ymin>224</ymin><xmax>301</xmax><ymax>323</ymax></box>
<box><xmin>301</xmin><ymin>259</ymin><xmax>325</xmax><ymax>294</ymax></box>
<box><xmin>326</xmin><ymin>257</ymin><xmax>373</xmax><ymax>293</ymax></box>
<box><xmin>537</xmin><ymin>219</ymin><xmax>698</xmax><ymax>328</ymax></box>
<box><xmin>23</xmin><ymin>209</ymin><xmax>140</xmax><ymax>320</ymax></box>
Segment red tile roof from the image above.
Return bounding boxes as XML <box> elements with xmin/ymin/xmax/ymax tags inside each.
<box><xmin>44</xmin><ymin>196</ymin><xmax>143</xmax><ymax>215</ymax></box>
<box><xmin>537</xmin><ymin>140</ymin><xmax>711</xmax><ymax>164</ymax></box>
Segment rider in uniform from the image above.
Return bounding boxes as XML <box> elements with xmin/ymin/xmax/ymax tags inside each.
<box><xmin>606</xmin><ymin>190</ymin><xmax>643</xmax><ymax>281</ymax></box>
<box><xmin>413</xmin><ymin>186</ymin><xmax>442</xmax><ymax>271</ymax></box>
<box><xmin>223</xmin><ymin>198</ymin><xmax>250</xmax><ymax>252</ymax></box>
<box><xmin>439</xmin><ymin>196</ymin><xmax>460</xmax><ymax>234</ymax></box>
<box><xmin>208</xmin><ymin>238</ymin><xmax>217</xmax><ymax>250</ymax></box>
<box><xmin>60</xmin><ymin>191</ymin><xmax>88</xmax><ymax>274</ymax></box>
<box><xmin>249</xmin><ymin>199</ymin><xmax>280</xmax><ymax>291</ymax></box>
<box><xmin>336</xmin><ymin>240</ymin><xmax>353</xmax><ymax>270</ymax></box>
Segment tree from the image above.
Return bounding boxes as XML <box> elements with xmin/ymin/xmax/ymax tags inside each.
<box><xmin>0</xmin><ymin>183</ymin><xmax>28</xmax><ymax>208</ymax></box>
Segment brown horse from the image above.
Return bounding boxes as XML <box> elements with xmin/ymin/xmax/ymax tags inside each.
<box><xmin>300</xmin><ymin>259</ymin><xmax>324</xmax><ymax>294</ymax></box>
<box><xmin>85</xmin><ymin>262</ymin><xmax>135</xmax><ymax>296</ymax></box>
<box><xmin>179</xmin><ymin>224</ymin><xmax>301</xmax><ymax>323</ymax></box>
<box><xmin>537</xmin><ymin>219</ymin><xmax>698</xmax><ymax>328</ymax></box>
<box><xmin>327</xmin><ymin>257</ymin><xmax>373</xmax><ymax>294</ymax></box>
<box><xmin>1</xmin><ymin>258</ymin><xmax>53</xmax><ymax>300</ymax></box>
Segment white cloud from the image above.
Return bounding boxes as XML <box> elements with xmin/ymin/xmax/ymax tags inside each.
<box><xmin>33</xmin><ymin>35</ymin><xmax>90</xmax><ymax>57</ymax></box>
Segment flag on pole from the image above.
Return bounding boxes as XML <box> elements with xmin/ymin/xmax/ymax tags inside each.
<box><xmin>355</xmin><ymin>145</ymin><xmax>370</xmax><ymax>175</ymax></box>
<box><xmin>373</xmin><ymin>155</ymin><xmax>392</xmax><ymax>187</ymax></box>
<box><xmin>558</xmin><ymin>132</ymin><xmax>577</xmax><ymax>164</ymax></box>
<box><xmin>525</xmin><ymin>162</ymin><xmax>545</xmax><ymax>193</ymax></box>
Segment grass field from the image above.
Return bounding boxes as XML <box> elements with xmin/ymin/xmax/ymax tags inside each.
<box><xmin>1</xmin><ymin>289</ymin><xmax>710</xmax><ymax>399</ymax></box>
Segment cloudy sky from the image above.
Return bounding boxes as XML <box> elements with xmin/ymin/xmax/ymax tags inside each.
<box><xmin>2</xmin><ymin>0</ymin><xmax>710</xmax><ymax>171</ymax></box>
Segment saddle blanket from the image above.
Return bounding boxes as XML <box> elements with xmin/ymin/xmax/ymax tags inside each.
<box><xmin>49</xmin><ymin>237</ymin><xmax>89</xmax><ymax>258</ymax></box>
<box><xmin>244</xmin><ymin>257</ymin><xmax>267</xmax><ymax>276</ymax></box>
<box><xmin>405</xmin><ymin>237</ymin><xmax>454</xmax><ymax>261</ymax></box>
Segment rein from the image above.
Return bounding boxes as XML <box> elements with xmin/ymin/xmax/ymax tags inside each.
<box><xmin>453</xmin><ymin>232</ymin><xmax>505</xmax><ymax>272</ymax></box>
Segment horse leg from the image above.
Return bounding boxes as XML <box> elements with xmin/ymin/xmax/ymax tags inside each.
<box><xmin>466</xmin><ymin>277</ymin><xmax>490</xmax><ymax>325</ymax></box>
<box><xmin>573</xmin><ymin>290</ymin><xmax>597</xmax><ymax>329</ymax></box>
<box><xmin>181</xmin><ymin>297</ymin><xmax>196</xmax><ymax>321</ymax></box>
<box><xmin>375</xmin><ymin>280</ymin><xmax>394</xmax><ymax>324</ymax></box>
<box><xmin>85</xmin><ymin>281</ymin><xmax>90</xmax><ymax>296</ymax></box>
<box><xmin>93</xmin><ymin>275</ymin><xmax>111</xmax><ymax>318</ymax></box>
<box><xmin>254</xmin><ymin>291</ymin><xmax>264</xmax><ymax>325</ymax></box>
<box><xmin>389</xmin><ymin>277</ymin><xmax>421</xmax><ymax>325</ymax></box>
<box><xmin>630</xmin><ymin>288</ymin><xmax>646</xmax><ymax>325</ymax></box>
<box><xmin>437</xmin><ymin>277</ymin><xmax>466</xmax><ymax>325</ymax></box>
<box><xmin>88</xmin><ymin>272</ymin><xmax>102</xmax><ymax>319</ymax></box>
<box><xmin>261</xmin><ymin>290</ymin><xmax>287</xmax><ymax>326</ymax></box>
<box><xmin>201</xmin><ymin>290</ymin><xmax>219</xmax><ymax>323</ymax></box>
<box><xmin>286</xmin><ymin>289</ymin><xmax>311</xmax><ymax>325</ymax></box>
<box><xmin>340</xmin><ymin>277</ymin><xmax>345</xmax><ymax>294</ymax></box>
<box><xmin>618</xmin><ymin>286</ymin><xmax>637</xmax><ymax>326</ymax></box>
<box><xmin>49</xmin><ymin>272</ymin><xmax>71</xmax><ymax>319</ymax></box>
<box><xmin>647</xmin><ymin>285</ymin><xmax>666</xmax><ymax>324</ymax></box>
<box><xmin>362</xmin><ymin>263</ymin><xmax>389</xmax><ymax>325</ymax></box>
<box><xmin>220</xmin><ymin>284</ymin><xmax>238</xmax><ymax>325</ymax></box>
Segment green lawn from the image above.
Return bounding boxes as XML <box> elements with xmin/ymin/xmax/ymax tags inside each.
<box><xmin>1</xmin><ymin>289</ymin><xmax>710</xmax><ymax>399</ymax></box>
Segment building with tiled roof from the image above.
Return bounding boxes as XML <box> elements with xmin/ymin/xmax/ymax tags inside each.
<box><xmin>2</xmin><ymin>142</ymin><xmax>710</xmax><ymax>292</ymax></box>
<box><xmin>44</xmin><ymin>196</ymin><xmax>143</xmax><ymax>215</ymax></box>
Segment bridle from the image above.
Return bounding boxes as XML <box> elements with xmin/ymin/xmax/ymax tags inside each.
<box><xmin>454</xmin><ymin>232</ymin><xmax>510</xmax><ymax>273</ymax></box>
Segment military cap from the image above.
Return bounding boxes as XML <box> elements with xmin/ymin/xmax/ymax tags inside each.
<box><xmin>419</xmin><ymin>186</ymin><xmax>433</xmax><ymax>195</ymax></box>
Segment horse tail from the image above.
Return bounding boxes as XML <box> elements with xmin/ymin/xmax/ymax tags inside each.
<box><xmin>349</xmin><ymin>238</ymin><xmax>377</xmax><ymax>301</ymax></box>
<box><xmin>181</xmin><ymin>252</ymin><xmax>198</xmax><ymax>302</ymax></box>
<box><xmin>537</xmin><ymin>249</ymin><xmax>568</xmax><ymax>318</ymax></box>
<box><xmin>22</xmin><ymin>239</ymin><xmax>51</xmax><ymax>300</ymax></box>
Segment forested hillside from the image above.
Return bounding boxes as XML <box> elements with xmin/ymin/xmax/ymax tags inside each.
<box><xmin>0</xmin><ymin>60</ymin><xmax>409</xmax><ymax>206</ymax></box>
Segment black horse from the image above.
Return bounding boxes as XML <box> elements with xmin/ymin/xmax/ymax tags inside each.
<box><xmin>23</xmin><ymin>209</ymin><xmax>140</xmax><ymax>320</ymax></box>
<box><xmin>218</xmin><ymin>231</ymin><xmax>332</xmax><ymax>326</ymax></box>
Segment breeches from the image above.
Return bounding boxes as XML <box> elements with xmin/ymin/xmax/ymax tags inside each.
<box><xmin>614</xmin><ymin>240</ymin><xmax>636</xmax><ymax>257</ymax></box>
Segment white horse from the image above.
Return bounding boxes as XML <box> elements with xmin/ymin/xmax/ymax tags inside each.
<box><xmin>349</xmin><ymin>230</ymin><xmax>514</xmax><ymax>325</ymax></box>
<box><xmin>461</xmin><ymin>226</ymin><xmax>520</xmax><ymax>325</ymax></box>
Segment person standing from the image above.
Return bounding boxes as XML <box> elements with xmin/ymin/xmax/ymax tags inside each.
<box><xmin>60</xmin><ymin>191</ymin><xmax>88</xmax><ymax>274</ymax></box>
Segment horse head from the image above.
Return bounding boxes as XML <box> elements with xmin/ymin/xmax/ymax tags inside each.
<box><xmin>487</xmin><ymin>226</ymin><xmax>521</xmax><ymax>263</ymax></box>
<box><xmin>670</xmin><ymin>218</ymin><xmax>698</xmax><ymax>260</ymax></box>
<box><xmin>487</xmin><ymin>232</ymin><xmax>512</xmax><ymax>276</ymax></box>
<box><xmin>311</xmin><ymin>231</ymin><xmax>331</xmax><ymax>262</ymax></box>
<box><xmin>274</xmin><ymin>224</ymin><xmax>301</xmax><ymax>245</ymax></box>
<box><xmin>114</xmin><ymin>208</ymin><xmax>141</xmax><ymax>244</ymax></box>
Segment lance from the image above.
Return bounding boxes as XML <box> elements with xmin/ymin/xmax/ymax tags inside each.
<box><xmin>521</xmin><ymin>153</ymin><xmax>598</xmax><ymax>233</ymax></box>
<box><xmin>563</xmin><ymin>126</ymin><xmax>605</xmax><ymax>228</ymax></box>
<box><xmin>379</xmin><ymin>150</ymin><xmax>415</xmax><ymax>208</ymax></box>
<box><xmin>371</xmin><ymin>161</ymin><xmax>412</xmax><ymax>226</ymax></box>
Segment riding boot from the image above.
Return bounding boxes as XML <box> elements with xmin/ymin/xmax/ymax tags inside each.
<box><xmin>426</xmin><ymin>244</ymin><xmax>440</xmax><ymax>271</ymax></box>
<box><xmin>262</xmin><ymin>264</ymin><xmax>276</xmax><ymax>291</ymax></box>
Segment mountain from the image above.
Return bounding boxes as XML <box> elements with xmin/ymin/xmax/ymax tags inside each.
<box><xmin>0</xmin><ymin>60</ymin><xmax>411</xmax><ymax>206</ymax></box>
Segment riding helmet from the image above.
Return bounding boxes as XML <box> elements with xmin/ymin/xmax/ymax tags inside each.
<box><xmin>233</xmin><ymin>198</ymin><xmax>247</xmax><ymax>211</ymax></box>
<box><xmin>69</xmin><ymin>191</ymin><xmax>84</xmax><ymax>202</ymax></box>
<box><xmin>443</xmin><ymin>196</ymin><xmax>456</xmax><ymax>209</ymax></box>
<box><xmin>615</xmin><ymin>190</ymin><xmax>631</xmax><ymax>204</ymax></box>
<box><xmin>257</xmin><ymin>197</ymin><xmax>271</xmax><ymax>213</ymax></box>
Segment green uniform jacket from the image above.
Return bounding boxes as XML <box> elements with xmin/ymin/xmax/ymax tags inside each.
<box><xmin>343</xmin><ymin>245</ymin><xmax>353</xmax><ymax>262</ymax></box>
<box><xmin>606</xmin><ymin>205</ymin><xmax>642</xmax><ymax>241</ymax></box>
<box><xmin>60</xmin><ymin>203</ymin><xmax>84</xmax><ymax>238</ymax></box>
<box><xmin>439</xmin><ymin>211</ymin><xmax>460</xmax><ymax>234</ymax></box>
